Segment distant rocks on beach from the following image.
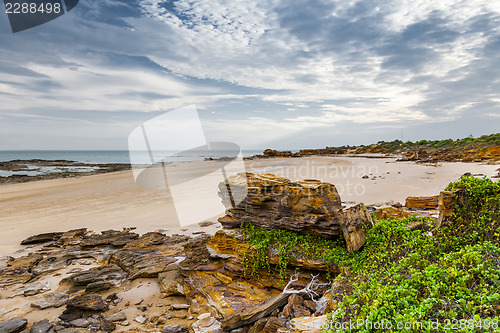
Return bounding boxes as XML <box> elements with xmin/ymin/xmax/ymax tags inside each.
<box><xmin>0</xmin><ymin>160</ymin><xmax>130</xmax><ymax>185</ymax></box>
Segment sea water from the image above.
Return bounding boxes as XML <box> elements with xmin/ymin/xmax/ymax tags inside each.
<box><xmin>0</xmin><ymin>150</ymin><xmax>264</xmax><ymax>164</ymax></box>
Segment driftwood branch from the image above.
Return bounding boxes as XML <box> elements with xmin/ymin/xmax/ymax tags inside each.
<box><xmin>222</xmin><ymin>273</ymin><xmax>331</xmax><ymax>331</ymax></box>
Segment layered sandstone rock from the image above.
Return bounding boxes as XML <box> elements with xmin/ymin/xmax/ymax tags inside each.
<box><xmin>218</xmin><ymin>173</ymin><xmax>373</xmax><ymax>251</ymax></box>
<box><xmin>437</xmin><ymin>189</ymin><xmax>467</xmax><ymax>227</ymax></box>
<box><xmin>405</xmin><ymin>195</ymin><xmax>439</xmax><ymax>209</ymax></box>
<box><xmin>374</xmin><ymin>205</ymin><xmax>409</xmax><ymax>220</ymax></box>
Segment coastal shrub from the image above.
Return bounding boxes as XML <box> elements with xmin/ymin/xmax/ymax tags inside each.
<box><xmin>240</xmin><ymin>176</ymin><xmax>500</xmax><ymax>332</ymax></box>
<box><xmin>324</xmin><ymin>176</ymin><xmax>500</xmax><ymax>332</ymax></box>
<box><xmin>437</xmin><ymin>176</ymin><xmax>500</xmax><ymax>248</ymax></box>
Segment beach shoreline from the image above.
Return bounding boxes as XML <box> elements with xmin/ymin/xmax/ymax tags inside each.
<box><xmin>0</xmin><ymin>155</ymin><xmax>498</xmax><ymax>257</ymax></box>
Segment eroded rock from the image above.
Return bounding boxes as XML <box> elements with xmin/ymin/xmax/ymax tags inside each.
<box><xmin>110</xmin><ymin>233</ymin><xmax>188</xmax><ymax>279</ymax></box>
<box><xmin>30</xmin><ymin>320</ymin><xmax>54</xmax><ymax>333</ymax></box>
<box><xmin>81</xmin><ymin>230</ymin><xmax>139</xmax><ymax>248</ymax></box>
<box><xmin>218</xmin><ymin>173</ymin><xmax>373</xmax><ymax>251</ymax></box>
<box><xmin>20</xmin><ymin>232</ymin><xmax>64</xmax><ymax>245</ymax></box>
<box><xmin>31</xmin><ymin>293</ymin><xmax>68</xmax><ymax>310</ymax></box>
<box><xmin>405</xmin><ymin>195</ymin><xmax>439</xmax><ymax>209</ymax></box>
<box><xmin>0</xmin><ymin>318</ymin><xmax>28</xmax><ymax>333</ymax></box>
<box><xmin>61</xmin><ymin>264</ymin><xmax>125</xmax><ymax>290</ymax></box>
<box><xmin>66</xmin><ymin>295</ymin><xmax>107</xmax><ymax>311</ymax></box>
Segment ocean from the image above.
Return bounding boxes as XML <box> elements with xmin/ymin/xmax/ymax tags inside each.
<box><xmin>0</xmin><ymin>150</ymin><xmax>264</xmax><ymax>164</ymax></box>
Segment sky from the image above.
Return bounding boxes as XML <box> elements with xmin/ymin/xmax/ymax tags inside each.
<box><xmin>0</xmin><ymin>0</ymin><xmax>499</xmax><ymax>150</ymax></box>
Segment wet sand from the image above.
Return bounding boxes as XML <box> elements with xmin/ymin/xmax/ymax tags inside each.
<box><xmin>0</xmin><ymin>156</ymin><xmax>498</xmax><ymax>256</ymax></box>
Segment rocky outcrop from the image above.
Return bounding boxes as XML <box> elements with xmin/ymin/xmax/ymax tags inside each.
<box><xmin>61</xmin><ymin>264</ymin><xmax>126</xmax><ymax>290</ymax></box>
<box><xmin>222</xmin><ymin>293</ymin><xmax>290</xmax><ymax>330</ymax></box>
<box><xmin>0</xmin><ymin>318</ymin><xmax>28</xmax><ymax>333</ymax></box>
<box><xmin>109</xmin><ymin>233</ymin><xmax>188</xmax><ymax>279</ymax></box>
<box><xmin>80</xmin><ymin>229</ymin><xmax>139</xmax><ymax>248</ymax></box>
<box><xmin>339</xmin><ymin>204</ymin><xmax>374</xmax><ymax>252</ymax></box>
<box><xmin>31</xmin><ymin>293</ymin><xmax>69</xmax><ymax>309</ymax></box>
<box><xmin>405</xmin><ymin>195</ymin><xmax>439</xmax><ymax>209</ymax></box>
<box><xmin>66</xmin><ymin>295</ymin><xmax>107</xmax><ymax>311</ymax></box>
<box><xmin>398</xmin><ymin>149</ymin><xmax>430</xmax><ymax>161</ymax></box>
<box><xmin>20</xmin><ymin>232</ymin><xmax>64</xmax><ymax>245</ymax></box>
<box><xmin>218</xmin><ymin>173</ymin><xmax>373</xmax><ymax>251</ymax></box>
<box><xmin>0</xmin><ymin>253</ymin><xmax>42</xmax><ymax>285</ymax></box>
<box><xmin>437</xmin><ymin>189</ymin><xmax>467</xmax><ymax>227</ymax></box>
<box><xmin>374</xmin><ymin>205</ymin><xmax>409</xmax><ymax>220</ymax></box>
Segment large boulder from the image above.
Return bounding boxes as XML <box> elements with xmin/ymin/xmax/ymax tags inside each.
<box><xmin>218</xmin><ymin>173</ymin><xmax>373</xmax><ymax>251</ymax></box>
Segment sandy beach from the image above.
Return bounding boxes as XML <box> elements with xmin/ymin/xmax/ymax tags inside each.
<box><xmin>0</xmin><ymin>156</ymin><xmax>498</xmax><ymax>257</ymax></box>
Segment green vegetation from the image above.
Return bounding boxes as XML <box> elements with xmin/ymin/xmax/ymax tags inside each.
<box><xmin>325</xmin><ymin>133</ymin><xmax>500</xmax><ymax>154</ymax></box>
<box><xmin>241</xmin><ymin>176</ymin><xmax>500</xmax><ymax>332</ymax></box>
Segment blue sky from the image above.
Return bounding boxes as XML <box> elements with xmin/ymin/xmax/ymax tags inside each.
<box><xmin>0</xmin><ymin>0</ymin><xmax>499</xmax><ymax>150</ymax></box>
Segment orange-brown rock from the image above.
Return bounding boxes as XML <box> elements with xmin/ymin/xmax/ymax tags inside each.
<box><xmin>437</xmin><ymin>189</ymin><xmax>467</xmax><ymax>227</ymax></box>
<box><xmin>218</xmin><ymin>173</ymin><xmax>373</xmax><ymax>251</ymax></box>
<box><xmin>405</xmin><ymin>195</ymin><xmax>439</xmax><ymax>209</ymax></box>
<box><xmin>374</xmin><ymin>205</ymin><xmax>409</xmax><ymax>220</ymax></box>
<box><xmin>176</xmin><ymin>232</ymin><xmax>331</xmax><ymax>320</ymax></box>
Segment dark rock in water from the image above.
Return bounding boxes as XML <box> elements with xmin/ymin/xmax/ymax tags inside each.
<box><xmin>161</xmin><ymin>325</ymin><xmax>189</xmax><ymax>333</ymax></box>
<box><xmin>30</xmin><ymin>320</ymin><xmax>54</xmax><ymax>333</ymax></box>
<box><xmin>66</xmin><ymin>295</ymin><xmax>107</xmax><ymax>311</ymax></box>
<box><xmin>31</xmin><ymin>293</ymin><xmax>68</xmax><ymax>310</ymax></box>
<box><xmin>81</xmin><ymin>230</ymin><xmax>139</xmax><ymax>248</ymax></box>
<box><xmin>20</xmin><ymin>232</ymin><xmax>64</xmax><ymax>245</ymax></box>
<box><xmin>218</xmin><ymin>173</ymin><xmax>373</xmax><ymax>251</ymax></box>
<box><xmin>62</xmin><ymin>264</ymin><xmax>125</xmax><ymax>289</ymax></box>
<box><xmin>0</xmin><ymin>318</ymin><xmax>28</xmax><ymax>333</ymax></box>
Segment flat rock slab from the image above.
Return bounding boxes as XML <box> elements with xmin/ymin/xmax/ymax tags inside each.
<box><xmin>66</xmin><ymin>294</ymin><xmax>107</xmax><ymax>311</ymax></box>
<box><xmin>30</xmin><ymin>320</ymin><xmax>54</xmax><ymax>333</ymax></box>
<box><xmin>61</xmin><ymin>264</ymin><xmax>125</xmax><ymax>289</ymax></box>
<box><xmin>110</xmin><ymin>233</ymin><xmax>188</xmax><ymax>279</ymax></box>
<box><xmin>20</xmin><ymin>232</ymin><xmax>64</xmax><ymax>245</ymax></box>
<box><xmin>31</xmin><ymin>293</ymin><xmax>68</xmax><ymax>310</ymax></box>
<box><xmin>0</xmin><ymin>318</ymin><xmax>28</xmax><ymax>333</ymax></box>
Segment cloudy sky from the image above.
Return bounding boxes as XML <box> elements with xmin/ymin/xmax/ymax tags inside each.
<box><xmin>0</xmin><ymin>0</ymin><xmax>499</xmax><ymax>150</ymax></box>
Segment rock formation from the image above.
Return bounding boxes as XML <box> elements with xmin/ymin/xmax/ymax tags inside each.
<box><xmin>218</xmin><ymin>173</ymin><xmax>373</xmax><ymax>251</ymax></box>
<box><xmin>405</xmin><ymin>195</ymin><xmax>439</xmax><ymax>209</ymax></box>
